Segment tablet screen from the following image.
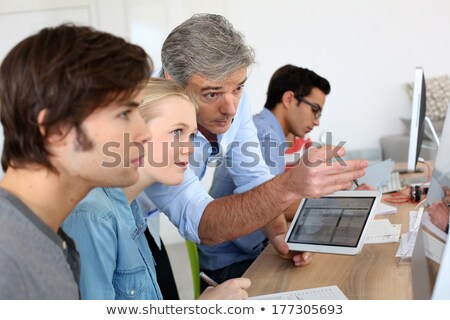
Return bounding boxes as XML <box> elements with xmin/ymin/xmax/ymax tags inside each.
<box><xmin>287</xmin><ymin>197</ymin><xmax>377</xmax><ymax>248</ymax></box>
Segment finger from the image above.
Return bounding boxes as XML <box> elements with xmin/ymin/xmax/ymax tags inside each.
<box><xmin>311</xmin><ymin>181</ymin><xmax>354</xmax><ymax>197</ymax></box>
<box><xmin>316</xmin><ymin>171</ymin><xmax>365</xmax><ymax>192</ymax></box>
<box><xmin>301</xmin><ymin>147</ymin><xmax>343</xmax><ymax>167</ymax></box>
<box><xmin>202</xmin><ymin>287</ymin><xmax>213</xmax><ymax>294</ymax></box>
<box><xmin>324</xmin><ymin>169</ymin><xmax>367</xmax><ymax>185</ymax></box>
<box><xmin>323</xmin><ymin>159</ymin><xmax>369</xmax><ymax>174</ymax></box>
<box><xmin>357</xmin><ymin>183</ymin><xmax>375</xmax><ymax>191</ymax></box>
<box><xmin>271</xmin><ymin>234</ymin><xmax>289</xmax><ymax>255</ymax></box>
<box><xmin>298</xmin><ymin>160</ymin><xmax>368</xmax><ymax>179</ymax></box>
<box><xmin>309</xmin><ymin>145</ymin><xmax>346</xmax><ymax>162</ymax></box>
<box><xmin>241</xmin><ymin>290</ymin><xmax>249</xmax><ymax>300</ymax></box>
<box><xmin>293</xmin><ymin>252</ymin><xmax>313</xmax><ymax>267</ymax></box>
<box><xmin>236</xmin><ymin>277</ymin><xmax>251</xmax><ymax>289</ymax></box>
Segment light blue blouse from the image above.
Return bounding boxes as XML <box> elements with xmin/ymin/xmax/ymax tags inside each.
<box><xmin>62</xmin><ymin>187</ymin><xmax>162</xmax><ymax>300</ymax></box>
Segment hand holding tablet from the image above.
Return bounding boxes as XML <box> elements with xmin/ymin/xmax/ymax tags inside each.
<box><xmin>285</xmin><ymin>190</ymin><xmax>381</xmax><ymax>255</ymax></box>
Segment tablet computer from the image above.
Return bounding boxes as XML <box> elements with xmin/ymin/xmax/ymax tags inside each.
<box><xmin>285</xmin><ymin>190</ymin><xmax>381</xmax><ymax>255</ymax></box>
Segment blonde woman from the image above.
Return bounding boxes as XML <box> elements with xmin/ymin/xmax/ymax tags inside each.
<box><xmin>63</xmin><ymin>78</ymin><xmax>250</xmax><ymax>299</ymax></box>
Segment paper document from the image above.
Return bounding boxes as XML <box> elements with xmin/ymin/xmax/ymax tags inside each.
<box><xmin>249</xmin><ymin>285</ymin><xmax>347</xmax><ymax>300</ymax></box>
<box><xmin>365</xmin><ymin>219</ymin><xmax>401</xmax><ymax>244</ymax></box>
<box><xmin>357</xmin><ymin>159</ymin><xmax>394</xmax><ymax>189</ymax></box>
<box><xmin>423</xmin><ymin>231</ymin><xmax>445</xmax><ymax>264</ymax></box>
<box><xmin>396</xmin><ymin>235</ymin><xmax>414</xmax><ymax>260</ymax></box>
<box><xmin>396</xmin><ymin>210</ymin><xmax>424</xmax><ymax>260</ymax></box>
<box><xmin>375</xmin><ymin>202</ymin><xmax>397</xmax><ymax>215</ymax></box>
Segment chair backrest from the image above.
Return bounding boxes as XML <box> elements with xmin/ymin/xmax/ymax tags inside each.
<box><xmin>185</xmin><ymin>240</ymin><xmax>200</xmax><ymax>299</ymax></box>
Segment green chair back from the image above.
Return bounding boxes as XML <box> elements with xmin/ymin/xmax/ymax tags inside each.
<box><xmin>185</xmin><ymin>240</ymin><xmax>201</xmax><ymax>299</ymax></box>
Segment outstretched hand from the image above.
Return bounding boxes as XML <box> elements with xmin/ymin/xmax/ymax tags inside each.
<box><xmin>283</xmin><ymin>145</ymin><xmax>368</xmax><ymax>199</ymax></box>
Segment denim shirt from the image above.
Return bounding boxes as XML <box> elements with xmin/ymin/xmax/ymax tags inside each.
<box><xmin>62</xmin><ymin>188</ymin><xmax>162</xmax><ymax>300</ymax></box>
<box><xmin>143</xmin><ymin>89</ymin><xmax>274</xmax><ymax>243</ymax></box>
<box><xmin>198</xmin><ymin>108</ymin><xmax>288</xmax><ymax>270</ymax></box>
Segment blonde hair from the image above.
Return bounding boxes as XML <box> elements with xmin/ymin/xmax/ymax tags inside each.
<box><xmin>138</xmin><ymin>78</ymin><xmax>198</xmax><ymax>122</ymax></box>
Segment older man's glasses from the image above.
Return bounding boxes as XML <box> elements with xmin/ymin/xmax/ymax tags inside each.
<box><xmin>294</xmin><ymin>93</ymin><xmax>322</xmax><ymax>119</ymax></box>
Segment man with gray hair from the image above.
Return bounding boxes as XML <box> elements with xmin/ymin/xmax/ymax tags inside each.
<box><xmin>143</xmin><ymin>14</ymin><xmax>367</xmax><ymax>274</ymax></box>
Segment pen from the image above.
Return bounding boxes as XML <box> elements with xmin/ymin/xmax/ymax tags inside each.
<box><xmin>199</xmin><ymin>272</ymin><xmax>219</xmax><ymax>287</ymax></box>
<box><xmin>354</xmin><ymin>179</ymin><xmax>360</xmax><ymax>187</ymax></box>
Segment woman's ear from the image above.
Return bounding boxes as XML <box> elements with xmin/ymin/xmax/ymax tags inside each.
<box><xmin>37</xmin><ymin>109</ymin><xmax>48</xmax><ymax>137</ymax></box>
<box><xmin>163</xmin><ymin>70</ymin><xmax>174</xmax><ymax>80</ymax></box>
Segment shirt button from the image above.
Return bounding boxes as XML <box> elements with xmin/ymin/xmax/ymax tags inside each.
<box><xmin>130</xmin><ymin>289</ymin><xmax>135</xmax><ymax>295</ymax></box>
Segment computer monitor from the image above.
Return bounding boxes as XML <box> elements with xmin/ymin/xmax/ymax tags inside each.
<box><xmin>411</xmin><ymin>105</ymin><xmax>450</xmax><ymax>299</ymax></box>
<box><xmin>406</xmin><ymin>67</ymin><xmax>427</xmax><ymax>173</ymax></box>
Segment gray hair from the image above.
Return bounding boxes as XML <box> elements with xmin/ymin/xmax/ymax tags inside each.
<box><xmin>161</xmin><ymin>14</ymin><xmax>255</xmax><ymax>86</ymax></box>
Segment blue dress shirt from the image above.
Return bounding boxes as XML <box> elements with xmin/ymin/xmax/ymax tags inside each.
<box><xmin>198</xmin><ymin>108</ymin><xmax>288</xmax><ymax>270</ymax></box>
<box><xmin>62</xmin><ymin>188</ymin><xmax>162</xmax><ymax>300</ymax></box>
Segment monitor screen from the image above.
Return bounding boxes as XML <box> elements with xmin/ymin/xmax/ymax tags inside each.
<box><xmin>411</xmin><ymin>105</ymin><xmax>450</xmax><ymax>299</ymax></box>
<box><xmin>407</xmin><ymin>67</ymin><xmax>427</xmax><ymax>172</ymax></box>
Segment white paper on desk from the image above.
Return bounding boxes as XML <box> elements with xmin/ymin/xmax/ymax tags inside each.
<box><xmin>357</xmin><ymin>159</ymin><xmax>394</xmax><ymax>188</ymax></box>
<box><xmin>365</xmin><ymin>219</ymin><xmax>401</xmax><ymax>244</ymax></box>
<box><xmin>249</xmin><ymin>285</ymin><xmax>347</xmax><ymax>300</ymax></box>
<box><xmin>396</xmin><ymin>211</ymin><xmax>420</xmax><ymax>259</ymax></box>
<box><xmin>396</xmin><ymin>235</ymin><xmax>411</xmax><ymax>258</ymax></box>
<box><xmin>376</xmin><ymin>202</ymin><xmax>397</xmax><ymax>215</ymax></box>
<box><xmin>423</xmin><ymin>231</ymin><xmax>445</xmax><ymax>264</ymax></box>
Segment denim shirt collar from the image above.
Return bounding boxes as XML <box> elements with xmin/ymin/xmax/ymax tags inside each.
<box><xmin>102</xmin><ymin>188</ymin><xmax>147</xmax><ymax>240</ymax></box>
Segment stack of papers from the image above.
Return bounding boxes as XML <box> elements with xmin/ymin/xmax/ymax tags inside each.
<box><xmin>249</xmin><ymin>285</ymin><xmax>347</xmax><ymax>300</ymax></box>
<box><xmin>357</xmin><ymin>159</ymin><xmax>394</xmax><ymax>189</ymax></box>
<box><xmin>396</xmin><ymin>234</ymin><xmax>417</xmax><ymax>260</ymax></box>
<box><xmin>375</xmin><ymin>202</ymin><xmax>397</xmax><ymax>215</ymax></box>
<box><xmin>422</xmin><ymin>231</ymin><xmax>445</xmax><ymax>264</ymax></box>
<box><xmin>365</xmin><ymin>219</ymin><xmax>401</xmax><ymax>244</ymax></box>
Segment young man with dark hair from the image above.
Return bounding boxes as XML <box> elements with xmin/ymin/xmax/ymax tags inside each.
<box><xmin>0</xmin><ymin>24</ymin><xmax>152</xmax><ymax>299</ymax></box>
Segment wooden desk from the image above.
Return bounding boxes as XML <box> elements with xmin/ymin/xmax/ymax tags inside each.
<box><xmin>243</xmin><ymin>166</ymin><xmax>436</xmax><ymax>299</ymax></box>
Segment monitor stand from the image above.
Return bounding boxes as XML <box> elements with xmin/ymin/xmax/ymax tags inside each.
<box><xmin>395</xmin><ymin>117</ymin><xmax>439</xmax><ymax>175</ymax></box>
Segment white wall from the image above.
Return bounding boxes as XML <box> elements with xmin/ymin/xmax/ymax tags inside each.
<box><xmin>124</xmin><ymin>0</ymin><xmax>450</xmax><ymax>153</ymax></box>
<box><xmin>228</xmin><ymin>0</ymin><xmax>450</xmax><ymax>151</ymax></box>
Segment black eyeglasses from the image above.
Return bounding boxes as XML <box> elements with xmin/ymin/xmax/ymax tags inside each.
<box><xmin>294</xmin><ymin>93</ymin><xmax>322</xmax><ymax>119</ymax></box>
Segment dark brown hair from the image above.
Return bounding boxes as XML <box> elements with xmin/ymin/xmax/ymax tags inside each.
<box><xmin>0</xmin><ymin>24</ymin><xmax>153</xmax><ymax>172</ymax></box>
<box><xmin>264</xmin><ymin>64</ymin><xmax>330</xmax><ymax>110</ymax></box>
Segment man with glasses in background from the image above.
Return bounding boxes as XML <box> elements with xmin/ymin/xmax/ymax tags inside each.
<box><xmin>197</xmin><ymin>65</ymin><xmax>332</xmax><ymax>287</ymax></box>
